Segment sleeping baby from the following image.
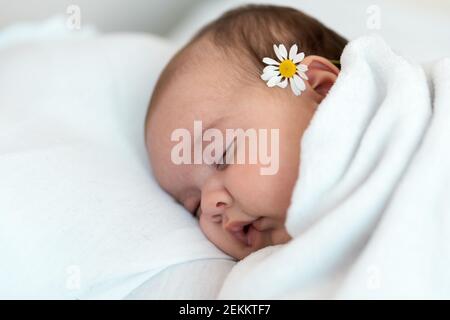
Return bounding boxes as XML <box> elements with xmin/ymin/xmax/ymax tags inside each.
<box><xmin>145</xmin><ymin>4</ymin><xmax>346</xmax><ymax>260</ymax></box>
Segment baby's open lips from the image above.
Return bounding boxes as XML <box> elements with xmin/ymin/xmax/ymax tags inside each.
<box><xmin>226</xmin><ymin>219</ymin><xmax>263</xmax><ymax>247</ymax></box>
<box><xmin>229</xmin><ymin>224</ymin><xmax>251</xmax><ymax>246</ymax></box>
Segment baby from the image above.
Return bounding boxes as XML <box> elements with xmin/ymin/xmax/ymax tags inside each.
<box><xmin>145</xmin><ymin>5</ymin><xmax>346</xmax><ymax>260</ymax></box>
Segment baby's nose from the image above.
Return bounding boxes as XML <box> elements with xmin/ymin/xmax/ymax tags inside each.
<box><xmin>207</xmin><ymin>200</ymin><xmax>228</xmax><ymax>217</ymax></box>
<box><xmin>216</xmin><ymin>201</ymin><xmax>227</xmax><ymax>208</ymax></box>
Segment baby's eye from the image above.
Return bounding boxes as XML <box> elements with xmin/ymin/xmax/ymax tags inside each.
<box><xmin>215</xmin><ymin>149</ymin><xmax>229</xmax><ymax>171</ymax></box>
<box><xmin>215</xmin><ymin>139</ymin><xmax>235</xmax><ymax>171</ymax></box>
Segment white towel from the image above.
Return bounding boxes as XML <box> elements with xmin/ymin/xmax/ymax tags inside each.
<box><xmin>218</xmin><ymin>35</ymin><xmax>450</xmax><ymax>299</ymax></box>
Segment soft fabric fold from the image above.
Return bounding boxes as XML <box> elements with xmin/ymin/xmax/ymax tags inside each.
<box><xmin>219</xmin><ymin>35</ymin><xmax>450</xmax><ymax>299</ymax></box>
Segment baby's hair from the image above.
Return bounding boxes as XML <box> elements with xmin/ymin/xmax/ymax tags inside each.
<box><xmin>146</xmin><ymin>5</ymin><xmax>348</xmax><ymax>131</ymax></box>
<box><xmin>192</xmin><ymin>4</ymin><xmax>347</xmax><ymax>78</ymax></box>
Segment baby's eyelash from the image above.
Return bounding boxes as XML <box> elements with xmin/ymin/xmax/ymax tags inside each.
<box><xmin>215</xmin><ymin>149</ymin><xmax>228</xmax><ymax>170</ymax></box>
<box><xmin>215</xmin><ymin>139</ymin><xmax>235</xmax><ymax>170</ymax></box>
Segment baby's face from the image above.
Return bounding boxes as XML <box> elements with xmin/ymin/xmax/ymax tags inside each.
<box><xmin>146</xmin><ymin>47</ymin><xmax>319</xmax><ymax>259</ymax></box>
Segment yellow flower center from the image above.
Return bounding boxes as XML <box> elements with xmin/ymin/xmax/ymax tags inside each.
<box><xmin>279</xmin><ymin>59</ymin><xmax>297</xmax><ymax>78</ymax></box>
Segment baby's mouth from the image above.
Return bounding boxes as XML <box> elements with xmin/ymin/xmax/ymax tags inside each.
<box><xmin>228</xmin><ymin>221</ymin><xmax>259</xmax><ymax>247</ymax></box>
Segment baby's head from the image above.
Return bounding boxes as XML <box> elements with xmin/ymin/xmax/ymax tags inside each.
<box><xmin>145</xmin><ymin>5</ymin><xmax>347</xmax><ymax>259</ymax></box>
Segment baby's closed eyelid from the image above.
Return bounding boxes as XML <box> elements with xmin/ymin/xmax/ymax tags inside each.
<box><xmin>214</xmin><ymin>137</ymin><xmax>236</xmax><ymax>170</ymax></box>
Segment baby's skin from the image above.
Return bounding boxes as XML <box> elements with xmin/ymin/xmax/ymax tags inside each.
<box><xmin>145</xmin><ymin>37</ymin><xmax>340</xmax><ymax>260</ymax></box>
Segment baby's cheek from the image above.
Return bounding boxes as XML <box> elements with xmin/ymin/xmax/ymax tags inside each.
<box><xmin>227</xmin><ymin>162</ymin><xmax>285</xmax><ymax>214</ymax></box>
<box><xmin>199</xmin><ymin>216</ymin><xmax>222</xmax><ymax>247</ymax></box>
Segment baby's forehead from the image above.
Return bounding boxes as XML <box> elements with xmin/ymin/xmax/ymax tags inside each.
<box><xmin>148</xmin><ymin>68</ymin><xmax>240</xmax><ymax>132</ymax></box>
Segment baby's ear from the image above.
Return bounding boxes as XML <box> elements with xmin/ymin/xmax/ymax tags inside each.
<box><xmin>303</xmin><ymin>55</ymin><xmax>340</xmax><ymax>100</ymax></box>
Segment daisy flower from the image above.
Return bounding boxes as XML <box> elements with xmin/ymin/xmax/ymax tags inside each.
<box><xmin>261</xmin><ymin>44</ymin><xmax>309</xmax><ymax>96</ymax></box>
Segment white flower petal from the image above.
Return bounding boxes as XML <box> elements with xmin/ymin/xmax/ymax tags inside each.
<box><xmin>267</xmin><ymin>75</ymin><xmax>282</xmax><ymax>87</ymax></box>
<box><xmin>277</xmin><ymin>78</ymin><xmax>288</xmax><ymax>88</ymax></box>
<box><xmin>263</xmin><ymin>57</ymin><xmax>280</xmax><ymax>65</ymax></box>
<box><xmin>261</xmin><ymin>69</ymin><xmax>280</xmax><ymax>81</ymax></box>
<box><xmin>298</xmin><ymin>71</ymin><xmax>309</xmax><ymax>80</ymax></box>
<box><xmin>290</xmin><ymin>78</ymin><xmax>301</xmax><ymax>96</ymax></box>
<box><xmin>263</xmin><ymin>65</ymin><xmax>279</xmax><ymax>74</ymax></box>
<box><xmin>261</xmin><ymin>73</ymin><xmax>271</xmax><ymax>81</ymax></box>
<box><xmin>289</xmin><ymin>44</ymin><xmax>298</xmax><ymax>60</ymax></box>
<box><xmin>297</xmin><ymin>63</ymin><xmax>308</xmax><ymax>72</ymax></box>
<box><xmin>273</xmin><ymin>45</ymin><xmax>284</xmax><ymax>62</ymax></box>
<box><xmin>293</xmin><ymin>52</ymin><xmax>305</xmax><ymax>63</ymax></box>
<box><xmin>279</xmin><ymin>44</ymin><xmax>288</xmax><ymax>59</ymax></box>
<box><xmin>293</xmin><ymin>74</ymin><xmax>306</xmax><ymax>92</ymax></box>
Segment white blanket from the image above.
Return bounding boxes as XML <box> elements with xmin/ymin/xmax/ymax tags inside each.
<box><xmin>219</xmin><ymin>35</ymin><xmax>450</xmax><ymax>299</ymax></box>
<box><xmin>0</xmin><ymin>30</ymin><xmax>231</xmax><ymax>299</ymax></box>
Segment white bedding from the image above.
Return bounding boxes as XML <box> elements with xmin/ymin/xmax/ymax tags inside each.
<box><xmin>125</xmin><ymin>259</ymin><xmax>235</xmax><ymax>299</ymax></box>
<box><xmin>218</xmin><ymin>35</ymin><xmax>450</xmax><ymax>299</ymax></box>
<box><xmin>0</xmin><ymin>25</ymin><xmax>233</xmax><ymax>299</ymax></box>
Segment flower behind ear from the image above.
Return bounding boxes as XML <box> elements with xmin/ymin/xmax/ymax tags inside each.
<box><xmin>261</xmin><ymin>44</ymin><xmax>309</xmax><ymax>96</ymax></box>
